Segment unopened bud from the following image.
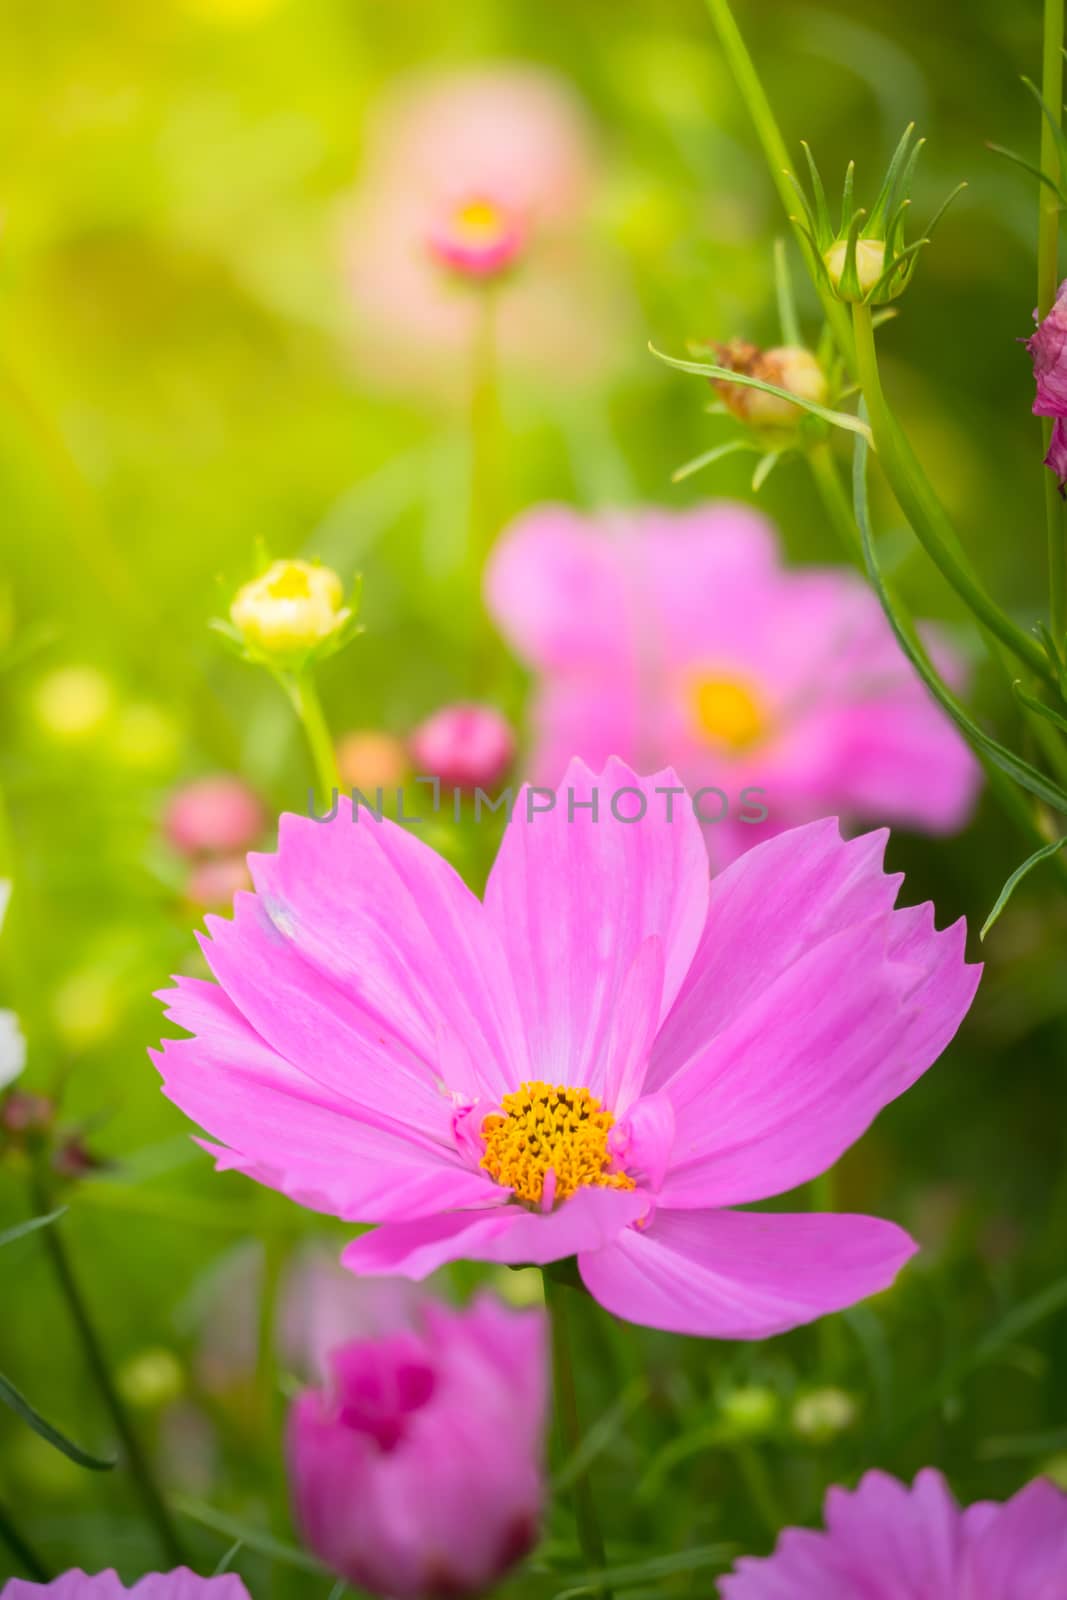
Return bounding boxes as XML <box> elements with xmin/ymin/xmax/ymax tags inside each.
<box><xmin>713</xmin><ymin>341</ymin><xmax>828</xmax><ymax>431</ymax></box>
<box><xmin>719</xmin><ymin>1384</ymin><xmax>779</xmax><ymax>1436</ymax></box>
<box><xmin>791</xmin><ymin>1386</ymin><xmax>858</xmax><ymax>1443</ymax></box>
<box><xmin>230</xmin><ymin>560</ymin><xmax>350</xmax><ymax>661</ymax></box>
<box><xmin>823</xmin><ymin>238</ymin><xmax>886</xmax><ymax>300</ymax></box>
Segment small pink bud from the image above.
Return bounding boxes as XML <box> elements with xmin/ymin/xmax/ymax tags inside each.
<box><xmin>287</xmin><ymin>1292</ymin><xmax>547</xmax><ymax>1600</ymax></box>
<box><xmin>336</xmin><ymin>730</ymin><xmax>409</xmax><ymax>792</ymax></box>
<box><xmin>164</xmin><ymin>776</ymin><xmax>265</xmax><ymax>859</ymax></box>
<box><xmin>184</xmin><ymin>856</ymin><xmax>253</xmax><ymax>910</ymax></box>
<box><xmin>427</xmin><ymin>195</ymin><xmax>526</xmax><ymax>280</ymax></box>
<box><xmin>409</xmin><ymin>702</ymin><xmax>516</xmax><ymax>790</ymax></box>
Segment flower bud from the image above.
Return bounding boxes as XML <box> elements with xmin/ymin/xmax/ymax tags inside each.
<box><xmin>184</xmin><ymin>856</ymin><xmax>253</xmax><ymax>910</ymax></box>
<box><xmin>288</xmin><ymin>1292</ymin><xmax>547</xmax><ymax>1600</ymax></box>
<box><xmin>336</xmin><ymin>730</ymin><xmax>409</xmax><ymax>792</ymax></box>
<box><xmin>427</xmin><ymin>195</ymin><xmax>526</xmax><ymax>280</ymax></box>
<box><xmin>229</xmin><ymin>560</ymin><xmax>351</xmax><ymax>661</ymax></box>
<box><xmin>164</xmin><ymin>776</ymin><xmax>265</xmax><ymax>858</ymax></box>
<box><xmin>712</xmin><ymin>341</ymin><xmax>828</xmax><ymax>431</ymax></box>
<box><xmin>823</xmin><ymin>238</ymin><xmax>886</xmax><ymax>301</ymax></box>
<box><xmin>791</xmin><ymin>1386</ymin><xmax>858</xmax><ymax>1443</ymax></box>
<box><xmin>409</xmin><ymin>702</ymin><xmax>516</xmax><ymax>791</ymax></box>
<box><xmin>719</xmin><ymin>1384</ymin><xmax>779</xmax><ymax>1437</ymax></box>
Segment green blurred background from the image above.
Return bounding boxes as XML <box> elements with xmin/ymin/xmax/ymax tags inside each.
<box><xmin>2</xmin><ymin>0</ymin><xmax>1066</xmax><ymax>1589</ymax></box>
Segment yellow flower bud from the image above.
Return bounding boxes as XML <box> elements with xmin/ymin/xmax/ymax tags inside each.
<box><xmin>823</xmin><ymin>238</ymin><xmax>886</xmax><ymax>299</ymax></box>
<box><xmin>230</xmin><ymin>560</ymin><xmax>349</xmax><ymax>659</ymax></box>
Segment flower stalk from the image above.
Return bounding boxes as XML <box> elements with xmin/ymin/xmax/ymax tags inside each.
<box><xmin>284</xmin><ymin>672</ymin><xmax>341</xmax><ymax>806</ymax></box>
<box><xmin>30</xmin><ymin>1168</ymin><xmax>186</xmax><ymax>1566</ymax></box>
<box><xmin>0</xmin><ymin>1499</ymin><xmax>49</xmax><ymax>1581</ymax></box>
<box><xmin>543</xmin><ymin>1272</ymin><xmax>612</xmax><ymax>1597</ymax></box>
<box><xmin>1039</xmin><ymin>0</ymin><xmax>1066</xmax><ymax>647</ymax></box>
<box><xmin>851</xmin><ymin>302</ymin><xmax>1055</xmax><ymax>685</ymax></box>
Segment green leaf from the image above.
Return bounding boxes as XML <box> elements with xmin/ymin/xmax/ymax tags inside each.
<box><xmin>851</xmin><ymin>421</ymin><xmax>1067</xmax><ymax>815</ymax></box>
<box><xmin>671</xmin><ymin>439</ymin><xmax>756</xmax><ymax>484</ymax></box>
<box><xmin>1022</xmin><ymin>76</ymin><xmax>1067</xmax><ymax>183</ymax></box>
<box><xmin>1013</xmin><ymin>679</ymin><xmax>1067</xmax><ymax>735</ymax></box>
<box><xmin>650</xmin><ymin>344</ymin><xmax>874</xmax><ymax>443</ymax></box>
<box><xmin>0</xmin><ymin>1208</ymin><xmax>66</xmax><ymax>1250</ymax></box>
<box><xmin>752</xmin><ymin>451</ymin><xmax>781</xmax><ymax>491</ymax></box>
<box><xmin>868</xmin><ymin>123</ymin><xmax>917</xmax><ymax>233</ymax></box>
<box><xmin>174</xmin><ymin>1499</ymin><xmax>330</xmax><ymax>1575</ymax></box>
<box><xmin>0</xmin><ymin>1370</ymin><xmax>115</xmax><ymax>1470</ymax></box>
<box><xmin>550</xmin><ymin>1543</ymin><xmax>735</xmax><ymax>1599</ymax></box>
<box><xmin>212</xmin><ymin>1543</ymin><xmax>244</xmax><ymax>1577</ymax></box>
<box><xmin>987</xmin><ymin>141</ymin><xmax>1067</xmax><ymax>201</ymax></box>
<box><xmin>553</xmin><ymin>1377</ymin><xmax>649</xmax><ymax>1493</ymax></box>
<box><xmin>800</xmin><ymin>141</ymin><xmax>832</xmax><ymax>240</ymax></box>
<box><xmin>981</xmin><ymin>835</ymin><xmax>1067</xmax><ymax>939</ymax></box>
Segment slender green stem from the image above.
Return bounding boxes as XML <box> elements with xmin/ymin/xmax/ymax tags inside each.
<box><xmin>286</xmin><ymin>673</ymin><xmax>341</xmax><ymax>804</ymax></box>
<box><xmin>470</xmin><ymin>287</ymin><xmax>502</xmax><ymax>682</ymax></box>
<box><xmin>852</xmin><ymin>303</ymin><xmax>1055</xmax><ymax>684</ymax></box>
<box><xmin>0</xmin><ymin>1499</ymin><xmax>49</xmax><ymax>1581</ymax></box>
<box><xmin>30</xmin><ymin>1171</ymin><xmax>186</xmax><ymax>1565</ymax></box>
<box><xmin>807</xmin><ymin>443</ymin><xmax>864</xmax><ymax>567</ymax></box>
<box><xmin>543</xmin><ymin>1275</ymin><xmax>612</xmax><ymax>1596</ymax></box>
<box><xmin>734</xmin><ymin>1444</ymin><xmax>785</xmax><ymax>1537</ymax></box>
<box><xmin>703</xmin><ymin>0</ymin><xmax>854</xmax><ymax>368</ymax></box>
<box><xmin>1039</xmin><ymin>0</ymin><xmax>1066</xmax><ymax>647</ymax></box>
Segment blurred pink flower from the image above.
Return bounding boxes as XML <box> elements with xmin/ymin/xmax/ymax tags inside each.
<box><xmin>153</xmin><ymin>760</ymin><xmax>979</xmax><ymax>1338</ymax></box>
<box><xmin>409</xmin><ymin>702</ymin><xmax>516</xmax><ymax>790</ymax></box>
<box><xmin>426</xmin><ymin>196</ymin><xmax>527</xmax><ymax>280</ymax></box>
<box><xmin>184</xmin><ymin>856</ymin><xmax>253</xmax><ymax>911</ymax></box>
<box><xmin>2</xmin><ymin>1575</ymin><xmax>249</xmax><ymax>1600</ymax></box>
<box><xmin>343</xmin><ymin>66</ymin><xmax>627</xmax><ymax>391</ymax></box>
<box><xmin>288</xmin><ymin>1291</ymin><xmax>546</xmax><ymax>1599</ymax></box>
<box><xmin>485</xmin><ymin>504</ymin><xmax>981</xmax><ymax>864</ymax></box>
<box><xmin>336</xmin><ymin>730</ymin><xmax>409</xmax><ymax>792</ymax></box>
<box><xmin>720</xmin><ymin>1468</ymin><xmax>1067</xmax><ymax>1598</ymax></box>
<box><xmin>165</xmin><ymin>776</ymin><xmax>265</xmax><ymax>859</ymax></box>
<box><xmin>1026</xmin><ymin>279</ymin><xmax>1067</xmax><ymax>488</ymax></box>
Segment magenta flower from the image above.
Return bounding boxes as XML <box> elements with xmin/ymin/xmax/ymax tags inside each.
<box><xmin>409</xmin><ymin>702</ymin><xmax>517</xmax><ymax>791</ymax></box>
<box><xmin>288</xmin><ymin>1291</ymin><xmax>546</xmax><ymax>1599</ymax></box>
<box><xmin>720</xmin><ymin>1468</ymin><xmax>1067</xmax><ymax>1598</ymax></box>
<box><xmin>426</xmin><ymin>195</ymin><xmax>527</xmax><ymax>281</ymax></box>
<box><xmin>1</xmin><ymin>1575</ymin><xmax>249</xmax><ymax>1600</ymax></box>
<box><xmin>485</xmin><ymin>505</ymin><xmax>980</xmax><ymax>864</ymax></box>
<box><xmin>1026</xmin><ymin>279</ymin><xmax>1067</xmax><ymax>487</ymax></box>
<box><xmin>153</xmin><ymin>759</ymin><xmax>979</xmax><ymax>1338</ymax></box>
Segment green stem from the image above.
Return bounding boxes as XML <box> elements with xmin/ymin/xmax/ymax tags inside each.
<box><xmin>543</xmin><ymin>1274</ymin><xmax>612</xmax><ymax>1595</ymax></box>
<box><xmin>852</xmin><ymin>302</ymin><xmax>1055</xmax><ymax>685</ymax></box>
<box><xmin>703</xmin><ymin>0</ymin><xmax>854</xmax><ymax>369</ymax></box>
<box><xmin>31</xmin><ymin>1171</ymin><xmax>186</xmax><ymax>1566</ymax></box>
<box><xmin>286</xmin><ymin>673</ymin><xmax>341</xmax><ymax>804</ymax></box>
<box><xmin>1039</xmin><ymin>0</ymin><xmax>1066</xmax><ymax>647</ymax></box>
<box><xmin>470</xmin><ymin>287</ymin><xmax>501</xmax><ymax>683</ymax></box>
<box><xmin>734</xmin><ymin>1444</ymin><xmax>785</xmax><ymax>1538</ymax></box>
<box><xmin>0</xmin><ymin>1499</ymin><xmax>49</xmax><ymax>1581</ymax></box>
<box><xmin>807</xmin><ymin>443</ymin><xmax>864</xmax><ymax>567</ymax></box>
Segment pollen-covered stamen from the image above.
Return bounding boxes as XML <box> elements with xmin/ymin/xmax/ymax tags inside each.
<box><xmin>480</xmin><ymin>1081</ymin><xmax>635</xmax><ymax>1210</ymax></box>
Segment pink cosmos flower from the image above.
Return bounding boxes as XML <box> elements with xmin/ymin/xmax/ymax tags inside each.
<box><xmin>719</xmin><ymin>1468</ymin><xmax>1067</xmax><ymax>1598</ymax></box>
<box><xmin>343</xmin><ymin>66</ymin><xmax>628</xmax><ymax>392</ymax></box>
<box><xmin>409</xmin><ymin>702</ymin><xmax>517</xmax><ymax>791</ymax></box>
<box><xmin>1026</xmin><ymin>278</ymin><xmax>1067</xmax><ymax>488</ymax></box>
<box><xmin>152</xmin><ymin>758</ymin><xmax>979</xmax><ymax>1339</ymax></box>
<box><xmin>1</xmin><ymin>1575</ymin><xmax>249</xmax><ymax>1600</ymax></box>
<box><xmin>288</xmin><ymin>1291</ymin><xmax>546</xmax><ymax>1599</ymax></box>
<box><xmin>164</xmin><ymin>777</ymin><xmax>265</xmax><ymax>859</ymax></box>
<box><xmin>485</xmin><ymin>505</ymin><xmax>981</xmax><ymax>865</ymax></box>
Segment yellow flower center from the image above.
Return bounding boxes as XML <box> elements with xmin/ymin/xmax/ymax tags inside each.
<box><xmin>454</xmin><ymin>199</ymin><xmax>505</xmax><ymax>244</ymax></box>
<box><xmin>266</xmin><ymin>565</ymin><xmax>313</xmax><ymax>600</ymax></box>
<box><xmin>480</xmin><ymin>1081</ymin><xmax>635</xmax><ymax>1210</ymax></box>
<box><xmin>689</xmin><ymin>674</ymin><xmax>767</xmax><ymax>752</ymax></box>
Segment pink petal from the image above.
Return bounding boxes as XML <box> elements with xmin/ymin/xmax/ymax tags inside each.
<box><xmin>822</xmin><ymin>1469</ymin><xmax>963</xmax><ymax>1596</ymax></box>
<box><xmin>648</xmin><ymin>820</ymin><xmax>903</xmax><ymax>1087</ymax></box>
<box><xmin>484</xmin><ymin>757</ymin><xmax>709</xmax><ymax>1101</ymax></box>
<box><xmin>657</xmin><ymin>907</ymin><xmax>978</xmax><ymax>1207</ymax></box>
<box><xmin>154</xmin><ymin>982</ymin><xmax>497</xmax><ymax>1223</ymax></box>
<box><xmin>343</xmin><ymin>1186</ymin><xmax>648</xmax><ymax>1279</ymax></box>
<box><xmin>962</xmin><ymin>1477</ymin><xmax>1067</xmax><ymax>1598</ymax></box>
<box><xmin>249</xmin><ymin>803</ymin><xmax>528</xmax><ymax>1100</ymax></box>
<box><xmin>577</xmin><ymin>1207</ymin><xmax>917</xmax><ymax>1338</ymax></box>
<box><xmin>195</xmin><ymin>896</ymin><xmax>453</xmax><ymax>1134</ymax></box>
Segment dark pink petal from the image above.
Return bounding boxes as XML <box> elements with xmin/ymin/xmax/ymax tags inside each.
<box><xmin>155</xmin><ymin>981</ymin><xmax>496</xmax><ymax>1223</ymax></box>
<box><xmin>484</xmin><ymin>757</ymin><xmax>709</xmax><ymax>1101</ymax></box>
<box><xmin>1028</xmin><ymin>280</ymin><xmax>1067</xmax><ymax>416</ymax></box>
<box><xmin>656</xmin><ymin>907</ymin><xmax>978</xmax><ymax>1207</ymax></box>
<box><xmin>1046</xmin><ymin>416</ymin><xmax>1067</xmax><ymax>490</ymax></box>
<box><xmin>249</xmin><ymin>803</ymin><xmax>529</xmax><ymax>1099</ymax></box>
<box><xmin>577</xmin><ymin>1208</ymin><xmax>916</xmax><ymax>1338</ymax></box>
<box><xmin>343</xmin><ymin>1186</ymin><xmax>648</xmax><ymax>1279</ymax></box>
